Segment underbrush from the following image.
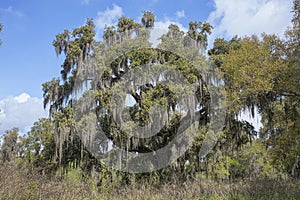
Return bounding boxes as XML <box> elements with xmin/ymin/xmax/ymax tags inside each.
<box><xmin>0</xmin><ymin>164</ymin><xmax>299</xmax><ymax>200</ymax></box>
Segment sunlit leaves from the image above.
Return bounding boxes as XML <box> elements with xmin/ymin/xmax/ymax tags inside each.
<box><xmin>213</xmin><ymin>35</ymin><xmax>287</xmax><ymax>112</ymax></box>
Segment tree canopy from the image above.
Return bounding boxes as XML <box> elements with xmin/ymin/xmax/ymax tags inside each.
<box><xmin>1</xmin><ymin>3</ymin><xmax>299</xmax><ymax>196</ymax></box>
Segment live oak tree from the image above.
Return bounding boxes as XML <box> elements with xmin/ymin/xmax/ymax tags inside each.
<box><xmin>12</xmin><ymin>1</ymin><xmax>299</xmax><ymax>183</ymax></box>
<box><xmin>40</xmin><ymin>11</ymin><xmax>217</xmax><ymax>179</ymax></box>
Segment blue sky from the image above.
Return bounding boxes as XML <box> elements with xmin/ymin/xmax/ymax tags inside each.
<box><xmin>0</xmin><ymin>0</ymin><xmax>293</xmax><ymax>133</ymax></box>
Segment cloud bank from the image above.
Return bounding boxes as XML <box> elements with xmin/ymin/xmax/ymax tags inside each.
<box><xmin>95</xmin><ymin>4</ymin><xmax>123</xmax><ymax>39</ymax></box>
<box><xmin>0</xmin><ymin>93</ymin><xmax>48</xmax><ymax>134</ymax></box>
<box><xmin>208</xmin><ymin>0</ymin><xmax>293</xmax><ymax>40</ymax></box>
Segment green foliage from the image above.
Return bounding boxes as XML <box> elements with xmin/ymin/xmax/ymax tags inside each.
<box><xmin>65</xmin><ymin>167</ymin><xmax>82</xmax><ymax>184</ymax></box>
<box><xmin>260</xmin><ymin>99</ymin><xmax>300</xmax><ymax>177</ymax></box>
<box><xmin>238</xmin><ymin>141</ymin><xmax>277</xmax><ymax>179</ymax></box>
<box><xmin>2</xmin><ymin>3</ymin><xmax>299</xmax><ymax>195</ymax></box>
<box><xmin>141</xmin><ymin>11</ymin><xmax>155</xmax><ymax>28</ymax></box>
<box><xmin>187</xmin><ymin>21</ymin><xmax>212</xmax><ymax>50</ymax></box>
<box><xmin>0</xmin><ymin>128</ymin><xmax>23</xmax><ymax>163</ymax></box>
<box><xmin>211</xmin><ymin>35</ymin><xmax>286</xmax><ymax>113</ymax></box>
<box><xmin>22</xmin><ymin>118</ymin><xmax>56</xmax><ymax>173</ymax></box>
<box><xmin>207</xmin><ymin>0</ymin><xmax>300</xmax><ymax>180</ymax></box>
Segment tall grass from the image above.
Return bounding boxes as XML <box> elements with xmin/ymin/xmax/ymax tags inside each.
<box><xmin>0</xmin><ymin>164</ymin><xmax>299</xmax><ymax>199</ymax></box>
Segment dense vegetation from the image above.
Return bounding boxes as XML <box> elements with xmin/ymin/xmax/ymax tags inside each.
<box><xmin>0</xmin><ymin>1</ymin><xmax>299</xmax><ymax>199</ymax></box>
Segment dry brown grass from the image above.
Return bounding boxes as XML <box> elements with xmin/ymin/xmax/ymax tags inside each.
<box><xmin>0</xmin><ymin>164</ymin><xmax>299</xmax><ymax>200</ymax></box>
<box><xmin>0</xmin><ymin>164</ymin><xmax>94</xmax><ymax>199</ymax></box>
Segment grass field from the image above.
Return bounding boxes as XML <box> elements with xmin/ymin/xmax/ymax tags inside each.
<box><xmin>1</xmin><ymin>164</ymin><xmax>299</xmax><ymax>200</ymax></box>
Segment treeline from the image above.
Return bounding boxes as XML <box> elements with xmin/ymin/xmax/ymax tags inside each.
<box><xmin>0</xmin><ymin>1</ymin><xmax>299</xmax><ymax>196</ymax></box>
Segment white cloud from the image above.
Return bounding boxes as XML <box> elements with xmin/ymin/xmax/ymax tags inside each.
<box><xmin>176</xmin><ymin>10</ymin><xmax>185</xmax><ymax>19</ymax></box>
<box><xmin>95</xmin><ymin>4</ymin><xmax>123</xmax><ymax>39</ymax></box>
<box><xmin>0</xmin><ymin>6</ymin><xmax>24</xmax><ymax>17</ymax></box>
<box><xmin>0</xmin><ymin>93</ymin><xmax>48</xmax><ymax>134</ymax></box>
<box><xmin>208</xmin><ymin>0</ymin><xmax>293</xmax><ymax>40</ymax></box>
<box><xmin>14</xmin><ymin>93</ymin><xmax>30</xmax><ymax>103</ymax></box>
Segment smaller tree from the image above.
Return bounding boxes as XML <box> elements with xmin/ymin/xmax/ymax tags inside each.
<box><xmin>1</xmin><ymin>128</ymin><xmax>19</xmax><ymax>163</ymax></box>
<box><xmin>141</xmin><ymin>11</ymin><xmax>155</xmax><ymax>28</ymax></box>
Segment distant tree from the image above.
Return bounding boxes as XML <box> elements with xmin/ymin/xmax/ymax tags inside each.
<box><xmin>22</xmin><ymin>118</ymin><xmax>56</xmax><ymax>173</ymax></box>
<box><xmin>1</xmin><ymin>128</ymin><xmax>19</xmax><ymax>163</ymax></box>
